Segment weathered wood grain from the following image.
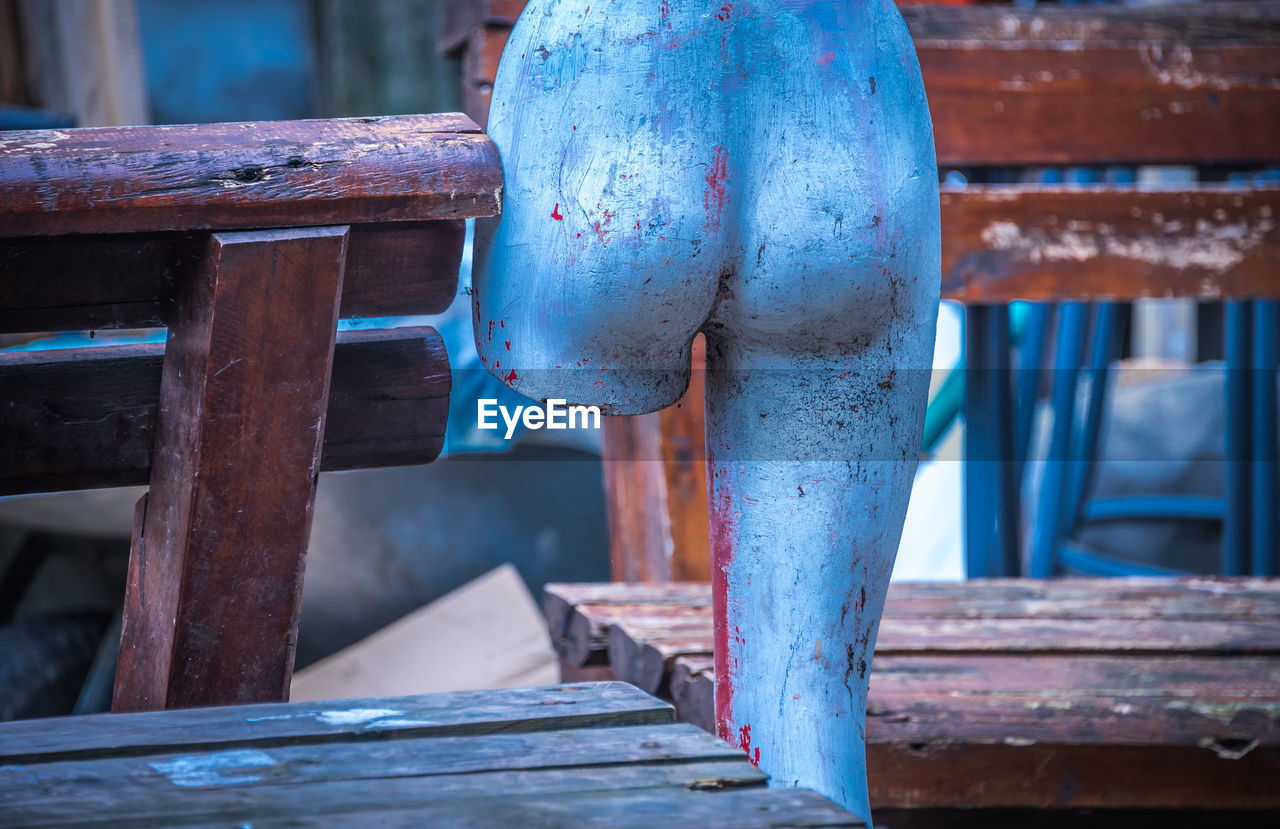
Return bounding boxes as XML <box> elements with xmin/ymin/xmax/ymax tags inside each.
<box><xmin>0</xmin><ymin>220</ymin><xmax>464</xmax><ymax>333</ymax></box>
<box><xmin>449</xmin><ymin>3</ymin><xmax>1280</xmax><ymax>167</ymax></box>
<box><xmin>0</xmin><ymin>723</ymin><xmax>746</xmax><ymax>823</ymax></box>
<box><xmin>170</xmin><ymin>787</ymin><xmax>861</xmax><ymax>829</ymax></box>
<box><xmin>566</xmin><ymin>580</ymin><xmax>1280</xmax><ymax>811</ymax></box>
<box><xmin>908</xmin><ymin>2</ymin><xmax>1280</xmax><ymax>165</ymax></box>
<box><xmin>0</xmin><ymin>682</ymin><xmax>673</xmax><ymax>765</ymax></box>
<box><xmin>0</xmin><ymin>327</ymin><xmax>449</xmax><ymax>495</ymax></box>
<box><xmin>942</xmin><ymin>186</ymin><xmax>1280</xmax><ymax>303</ymax></box>
<box><xmin>0</xmin><ymin>681</ymin><xmax>860</xmax><ymax>827</ymax></box>
<box><xmin>113</xmin><ymin>227</ymin><xmax>348</xmax><ymax>712</ymax></box>
<box><xmin>0</xmin><ymin>114</ymin><xmax>501</xmax><ymax>237</ymax></box>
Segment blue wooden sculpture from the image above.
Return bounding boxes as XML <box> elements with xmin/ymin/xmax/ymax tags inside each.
<box><xmin>475</xmin><ymin>2</ymin><xmax>939</xmax><ymax>822</ymax></box>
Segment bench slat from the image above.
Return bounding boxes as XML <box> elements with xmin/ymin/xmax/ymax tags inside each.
<box><xmin>941</xmin><ymin>185</ymin><xmax>1280</xmax><ymax>303</ymax></box>
<box><xmin>0</xmin><ymin>114</ymin><xmax>501</xmax><ymax>238</ymax></box>
<box><xmin>0</xmin><ymin>326</ymin><xmax>449</xmax><ymax>495</ymax></box>
<box><xmin>0</xmin><ymin>220</ymin><xmax>463</xmax><ymax>334</ymax></box>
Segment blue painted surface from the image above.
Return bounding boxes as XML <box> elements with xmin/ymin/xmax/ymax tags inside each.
<box><xmin>1225</xmin><ymin>299</ymin><xmax>1253</xmax><ymax>576</ymax></box>
<box><xmin>136</xmin><ymin>0</ymin><xmax>317</xmax><ymax>125</ymax></box>
<box><xmin>475</xmin><ymin>2</ymin><xmax>939</xmax><ymax>821</ymax></box>
<box><xmin>1253</xmin><ymin>301</ymin><xmax>1278</xmax><ymax>576</ymax></box>
<box><xmin>1028</xmin><ymin>301</ymin><xmax>1087</xmax><ymax>579</ymax></box>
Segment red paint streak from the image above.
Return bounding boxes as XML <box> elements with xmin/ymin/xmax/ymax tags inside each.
<box><xmin>704</xmin><ymin>146</ymin><xmax>729</xmax><ymax>234</ymax></box>
<box><xmin>737</xmin><ymin>724</ymin><xmax>760</xmax><ymax>768</ymax></box>
<box><xmin>500</xmin><ymin>320</ymin><xmax>505</xmax><ymax>328</ymax></box>
<box><xmin>710</xmin><ymin>476</ymin><xmax>737</xmax><ymax>743</ymax></box>
<box><xmin>551</xmin><ymin>203</ymin><xmax>564</xmax><ymax>221</ymax></box>
<box><xmin>504</xmin><ymin>369</ymin><xmax>518</xmax><ymax>383</ymax></box>
<box><xmin>817</xmin><ymin>49</ymin><xmax>837</xmax><ymax>66</ymax></box>
<box><xmin>660</xmin><ymin>0</ymin><xmax>670</xmax><ymax>17</ymax></box>
<box><xmin>504</xmin><ymin>341</ymin><xmax>511</xmax><ymax>351</ymax></box>
<box><xmin>715</xmin><ymin>3</ymin><xmax>735</xmax><ymax>22</ymax></box>
<box><xmin>487</xmin><ymin>320</ymin><xmax>495</xmax><ymax>341</ymax></box>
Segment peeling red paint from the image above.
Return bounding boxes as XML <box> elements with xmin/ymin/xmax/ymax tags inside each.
<box><xmin>504</xmin><ymin>340</ymin><xmax>512</xmax><ymax>351</ymax></box>
<box><xmin>715</xmin><ymin>3</ymin><xmax>735</xmax><ymax>22</ymax></box>
<box><xmin>504</xmin><ymin>369</ymin><xmax>519</xmax><ymax>383</ymax></box>
<box><xmin>738</xmin><ymin>723</ymin><xmax>760</xmax><ymax>767</ymax></box>
<box><xmin>711</xmin><ymin>476</ymin><xmax>737</xmax><ymax>744</ymax></box>
<box><xmin>704</xmin><ymin>146</ymin><xmax>729</xmax><ymax>234</ymax></box>
<box><xmin>551</xmin><ymin>203</ymin><xmax>564</xmax><ymax>221</ymax></box>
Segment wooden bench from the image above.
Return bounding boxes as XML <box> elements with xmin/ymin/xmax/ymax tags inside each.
<box><xmin>0</xmin><ymin>112</ymin><xmax>866</xmax><ymax>825</ymax></box>
<box><xmin>0</xmin><ymin>682</ymin><xmax>864</xmax><ymax>827</ymax></box>
<box><xmin>0</xmin><ymin>113</ymin><xmax>497</xmax><ymax>710</ymax></box>
<box><xmin>545</xmin><ymin>579</ymin><xmax>1280</xmax><ymax>824</ymax></box>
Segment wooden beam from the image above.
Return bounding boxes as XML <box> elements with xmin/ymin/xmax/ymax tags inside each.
<box><xmin>0</xmin><ymin>326</ymin><xmax>449</xmax><ymax>495</ymax></box>
<box><xmin>941</xmin><ymin>185</ymin><xmax>1280</xmax><ymax>303</ymax></box>
<box><xmin>113</xmin><ymin>227</ymin><xmax>348</xmax><ymax>711</ymax></box>
<box><xmin>0</xmin><ymin>220</ymin><xmax>463</xmax><ymax>333</ymax></box>
<box><xmin>909</xmin><ymin>1</ymin><xmax>1280</xmax><ymax>165</ymax></box>
<box><xmin>0</xmin><ymin>114</ymin><xmax>501</xmax><ymax>237</ymax></box>
<box><xmin>447</xmin><ymin>2</ymin><xmax>1280</xmax><ymax>165</ymax></box>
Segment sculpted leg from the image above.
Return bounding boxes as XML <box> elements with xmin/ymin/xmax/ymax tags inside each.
<box><xmin>475</xmin><ymin>2</ymin><xmax>940</xmax><ymax>822</ymax></box>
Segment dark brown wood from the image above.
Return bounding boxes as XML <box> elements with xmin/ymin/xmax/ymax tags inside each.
<box><xmin>0</xmin><ymin>683</ymin><xmax>862</xmax><ymax>828</ymax></box>
<box><xmin>0</xmin><ymin>114</ymin><xmax>501</xmax><ymax>238</ymax></box>
<box><xmin>549</xmin><ymin>579</ymin><xmax>1280</xmax><ymax>811</ymax></box>
<box><xmin>113</xmin><ymin>227</ymin><xmax>349</xmax><ymax>712</ymax></box>
<box><xmin>942</xmin><ymin>185</ymin><xmax>1280</xmax><ymax>303</ymax></box>
<box><xmin>910</xmin><ymin>1</ymin><xmax>1280</xmax><ymax>165</ymax></box>
<box><xmin>0</xmin><ymin>327</ymin><xmax>448</xmax><ymax>495</ymax></box>
<box><xmin>447</xmin><ymin>3</ymin><xmax>1280</xmax><ymax>167</ymax></box>
<box><xmin>439</xmin><ymin>0</ymin><xmax>525</xmax><ymax>56</ymax></box>
<box><xmin>0</xmin><ymin>220</ymin><xmax>463</xmax><ymax>334</ymax></box>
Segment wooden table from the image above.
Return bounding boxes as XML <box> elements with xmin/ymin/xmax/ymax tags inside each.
<box><xmin>0</xmin><ymin>682</ymin><xmax>863</xmax><ymax>827</ymax></box>
<box><xmin>545</xmin><ymin>579</ymin><xmax>1280</xmax><ymax>826</ymax></box>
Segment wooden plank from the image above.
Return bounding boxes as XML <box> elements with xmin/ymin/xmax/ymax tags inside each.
<box><xmin>113</xmin><ymin>227</ymin><xmax>348</xmax><ymax>712</ymax></box>
<box><xmin>909</xmin><ymin>2</ymin><xmax>1280</xmax><ymax>165</ymax></box>
<box><xmin>439</xmin><ymin>0</ymin><xmax>525</xmax><ymax>56</ymax></box>
<box><xmin>941</xmin><ymin>186</ymin><xmax>1280</xmax><ymax>303</ymax></box>
<box><xmin>664</xmin><ymin>653</ymin><xmax>1280</xmax><ymax>809</ymax></box>
<box><xmin>174</xmin><ymin>787</ymin><xmax>862</xmax><ymax>829</ymax></box>
<box><xmin>548</xmin><ymin>578</ymin><xmax>1280</xmax><ymax>615</ymax></box>
<box><xmin>0</xmin><ymin>114</ymin><xmax>501</xmax><ymax>237</ymax></box>
<box><xmin>867</xmin><ymin>739</ymin><xmax>1280</xmax><ymax>809</ymax></box>
<box><xmin>0</xmin><ymin>220</ymin><xmax>463</xmax><ymax>333</ymax></box>
<box><xmin>0</xmin><ymin>723</ymin><xmax>753</xmax><ymax>825</ymax></box>
<box><xmin>1</xmin><ymin>758</ymin><xmax>773</xmax><ymax>828</ymax></box>
<box><xmin>554</xmin><ymin>601</ymin><xmax>712</xmax><ymax>669</ymax></box>
<box><xmin>614</xmin><ymin>616</ymin><xmax>1280</xmax><ymax>657</ymax></box>
<box><xmin>455</xmin><ymin>3</ymin><xmax>1280</xmax><ymax>168</ymax></box>
<box><xmin>869</xmin><ymin>654</ymin><xmax>1280</xmax><ymax>699</ymax></box>
<box><xmin>0</xmin><ymin>326</ymin><xmax>449</xmax><ymax>495</ymax></box>
<box><xmin>0</xmin><ymin>682</ymin><xmax>672</xmax><ymax>765</ymax></box>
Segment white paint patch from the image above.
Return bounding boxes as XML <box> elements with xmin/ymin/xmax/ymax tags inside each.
<box><xmin>980</xmin><ymin>213</ymin><xmax>1275</xmax><ymax>275</ymax></box>
<box><xmin>365</xmin><ymin>718</ymin><xmax>434</xmax><ymax>728</ymax></box>
<box><xmin>150</xmin><ymin>750</ymin><xmax>275</xmax><ymax>787</ymax></box>
<box><xmin>314</xmin><ymin>708</ymin><xmax>404</xmax><ymax>726</ymax></box>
